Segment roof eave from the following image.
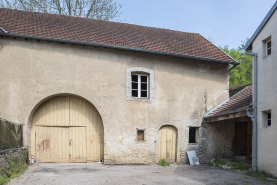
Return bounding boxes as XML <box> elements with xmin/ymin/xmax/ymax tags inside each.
<box><xmin>244</xmin><ymin>1</ymin><xmax>277</xmax><ymax>51</ymax></box>
<box><xmin>0</xmin><ymin>32</ymin><xmax>239</xmax><ymax>65</ymax></box>
<box><xmin>203</xmin><ymin>107</ymin><xmax>248</xmax><ymax>120</ymax></box>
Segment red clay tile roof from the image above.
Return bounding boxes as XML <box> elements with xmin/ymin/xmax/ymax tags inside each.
<box><xmin>0</xmin><ymin>8</ymin><xmax>237</xmax><ymax>64</ymax></box>
<box><xmin>204</xmin><ymin>85</ymin><xmax>252</xmax><ymax>118</ymax></box>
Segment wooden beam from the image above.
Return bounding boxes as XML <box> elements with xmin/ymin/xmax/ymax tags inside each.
<box><xmin>206</xmin><ymin>111</ymin><xmax>247</xmax><ymax>122</ymax></box>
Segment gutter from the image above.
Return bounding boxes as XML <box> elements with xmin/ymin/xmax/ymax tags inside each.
<box><xmin>246</xmin><ymin>52</ymin><xmax>258</xmax><ymax>172</ymax></box>
<box><xmin>0</xmin><ymin>27</ymin><xmax>8</xmax><ymax>33</ymax></box>
<box><xmin>0</xmin><ymin>32</ymin><xmax>240</xmax><ymax>65</ymax></box>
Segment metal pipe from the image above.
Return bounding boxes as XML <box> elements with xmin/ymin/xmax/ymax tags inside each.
<box><xmin>246</xmin><ymin>52</ymin><xmax>258</xmax><ymax>172</ymax></box>
<box><xmin>229</xmin><ymin>64</ymin><xmax>237</xmax><ymax>71</ymax></box>
<box><xmin>0</xmin><ymin>32</ymin><xmax>240</xmax><ymax>65</ymax></box>
<box><xmin>247</xmin><ymin>103</ymin><xmax>254</xmax><ymax>121</ymax></box>
<box><xmin>0</xmin><ymin>27</ymin><xmax>8</xmax><ymax>33</ymax></box>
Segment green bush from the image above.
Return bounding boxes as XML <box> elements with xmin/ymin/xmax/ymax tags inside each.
<box><xmin>158</xmin><ymin>159</ymin><xmax>169</xmax><ymax>166</ymax></box>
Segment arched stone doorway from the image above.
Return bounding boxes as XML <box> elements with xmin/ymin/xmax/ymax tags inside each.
<box><xmin>158</xmin><ymin>125</ymin><xmax>177</xmax><ymax>163</ymax></box>
<box><xmin>30</xmin><ymin>95</ymin><xmax>104</xmax><ymax>163</ymax></box>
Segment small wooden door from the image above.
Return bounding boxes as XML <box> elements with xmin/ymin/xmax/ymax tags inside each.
<box><xmin>159</xmin><ymin>125</ymin><xmax>177</xmax><ymax>163</ymax></box>
<box><xmin>69</xmin><ymin>127</ymin><xmax>87</xmax><ymax>162</ymax></box>
<box><xmin>235</xmin><ymin>122</ymin><xmax>247</xmax><ymax>155</ymax></box>
<box><xmin>36</xmin><ymin>126</ymin><xmax>70</xmax><ymax>163</ymax></box>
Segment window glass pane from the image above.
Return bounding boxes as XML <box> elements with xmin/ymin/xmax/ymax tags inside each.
<box><xmin>132</xmin><ymin>82</ymin><xmax>138</xmax><ymax>89</ymax></box>
<box><xmin>268</xmin><ymin>48</ymin><xmax>271</xmax><ymax>55</ymax></box>
<box><xmin>268</xmin><ymin>113</ymin><xmax>271</xmax><ymax>119</ymax></box>
<box><xmin>132</xmin><ymin>75</ymin><xmax>138</xmax><ymax>82</ymax></box>
<box><xmin>268</xmin><ymin>120</ymin><xmax>271</xmax><ymax>126</ymax></box>
<box><xmin>141</xmin><ymin>83</ymin><xmax>147</xmax><ymax>90</ymax></box>
<box><xmin>132</xmin><ymin>90</ymin><xmax>138</xmax><ymax>97</ymax></box>
<box><xmin>141</xmin><ymin>91</ymin><xmax>147</xmax><ymax>97</ymax></box>
<box><xmin>141</xmin><ymin>76</ymin><xmax>147</xmax><ymax>82</ymax></box>
<box><xmin>267</xmin><ymin>41</ymin><xmax>271</xmax><ymax>48</ymax></box>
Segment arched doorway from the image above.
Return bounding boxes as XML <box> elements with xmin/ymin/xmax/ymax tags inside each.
<box><xmin>159</xmin><ymin>125</ymin><xmax>177</xmax><ymax>163</ymax></box>
<box><xmin>30</xmin><ymin>95</ymin><xmax>104</xmax><ymax>163</ymax></box>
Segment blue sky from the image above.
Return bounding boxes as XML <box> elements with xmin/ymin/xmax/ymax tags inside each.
<box><xmin>115</xmin><ymin>0</ymin><xmax>276</xmax><ymax>49</ymax></box>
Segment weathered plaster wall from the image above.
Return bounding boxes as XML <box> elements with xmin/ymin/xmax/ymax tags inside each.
<box><xmin>252</xmin><ymin>8</ymin><xmax>277</xmax><ymax>176</ymax></box>
<box><xmin>200</xmin><ymin>116</ymin><xmax>252</xmax><ymax>163</ymax></box>
<box><xmin>0</xmin><ymin>37</ymin><xmax>229</xmax><ymax>164</ymax></box>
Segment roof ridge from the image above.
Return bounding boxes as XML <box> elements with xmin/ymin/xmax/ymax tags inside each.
<box><xmin>244</xmin><ymin>1</ymin><xmax>277</xmax><ymax>50</ymax></box>
<box><xmin>0</xmin><ymin>8</ymin><xmax>239</xmax><ymax>64</ymax></box>
<box><xmin>0</xmin><ymin>8</ymin><xmax>198</xmax><ymax>35</ymax></box>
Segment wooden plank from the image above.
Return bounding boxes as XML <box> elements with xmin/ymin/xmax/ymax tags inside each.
<box><xmin>69</xmin><ymin>127</ymin><xmax>87</xmax><ymax>163</ymax></box>
<box><xmin>70</xmin><ymin>96</ymin><xmax>103</xmax><ymax>161</ymax></box>
<box><xmin>206</xmin><ymin>111</ymin><xmax>247</xmax><ymax>122</ymax></box>
<box><xmin>36</xmin><ymin>126</ymin><xmax>69</xmax><ymax>163</ymax></box>
<box><xmin>32</xmin><ymin>95</ymin><xmax>103</xmax><ymax>163</ymax></box>
<box><xmin>159</xmin><ymin>126</ymin><xmax>177</xmax><ymax>163</ymax></box>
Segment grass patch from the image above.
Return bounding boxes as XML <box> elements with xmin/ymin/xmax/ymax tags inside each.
<box><xmin>230</xmin><ymin>162</ymin><xmax>249</xmax><ymax>171</ymax></box>
<box><xmin>213</xmin><ymin>158</ymin><xmax>226</xmax><ymax>167</ymax></box>
<box><xmin>0</xmin><ymin>150</ymin><xmax>28</xmax><ymax>185</ymax></box>
<box><xmin>209</xmin><ymin>157</ymin><xmax>277</xmax><ymax>183</ymax></box>
<box><xmin>246</xmin><ymin>171</ymin><xmax>277</xmax><ymax>182</ymax></box>
<box><xmin>157</xmin><ymin>159</ymin><xmax>169</xmax><ymax>166</ymax></box>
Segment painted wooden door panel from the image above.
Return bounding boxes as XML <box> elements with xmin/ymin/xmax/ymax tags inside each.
<box><xmin>70</xmin><ymin>96</ymin><xmax>104</xmax><ymax>161</ymax></box>
<box><xmin>32</xmin><ymin>95</ymin><xmax>104</xmax><ymax>163</ymax></box>
<box><xmin>159</xmin><ymin>126</ymin><xmax>177</xmax><ymax>163</ymax></box>
<box><xmin>69</xmin><ymin>127</ymin><xmax>87</xmax><ymax>162</ymax></box>
<box><xmin>36</xmin><ymin>126</ymin><xmax>69</xmax><ymax>163</ymax></box>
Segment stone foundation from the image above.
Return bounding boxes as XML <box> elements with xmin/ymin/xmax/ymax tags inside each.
<box><xmin>0</xmin><ymin>147</ymin><xmax>28</xmax><ymax>176</ymax></box>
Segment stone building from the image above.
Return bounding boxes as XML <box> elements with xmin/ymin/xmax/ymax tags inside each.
<box><xmin>0</xmin><ymin>8</ymin><xmax>239</xmax><ymax>164</ymax></box>
<box><xmin>204</xmin><ymin>85</ymin><xmax>253</xmax><ymax>161</ymax></box>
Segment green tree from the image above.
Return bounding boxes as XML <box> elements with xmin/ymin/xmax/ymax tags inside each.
<box><xmin>219</xmin><ymin>40</ymin><xmax>252</xmax><ymax>86</ymax></box>
<box><xmin>0</xmin><ymin>0</ymin><xmax>122</xmax><ymax>20</ymax></box>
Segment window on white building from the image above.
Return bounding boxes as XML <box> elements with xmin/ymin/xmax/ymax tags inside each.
<box><xmin>266</xmin><ymin>40</ymin><xmax>271</xmax><ymax>56</ymax></box>
<box><xmin>262</xmin><ymin>110</ymin><xmax>272</xmax><ymax>127</ymax></box>
<box><xmin>263</xmin><ymin>36</ymin><xmax>271</xmax><ymax>57</ymax></box>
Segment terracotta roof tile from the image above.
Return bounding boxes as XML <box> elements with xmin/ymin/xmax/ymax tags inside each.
<box><xmin>0</xmin><ymin>8</ymin><xmax>237</xmax><ymax>63</ymax></box>
<box><xmin>205</xmin><ymin>85</ymin><xmax>252</xmax><ymax>118</ymax></box>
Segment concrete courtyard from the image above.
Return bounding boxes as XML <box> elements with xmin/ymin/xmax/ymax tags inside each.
<box><xmin>9</xmin><ymin>163</ymin><xmax>275</xmax><ymax>185</ymax></box>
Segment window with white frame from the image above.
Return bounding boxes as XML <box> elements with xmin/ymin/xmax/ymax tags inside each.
<box><xmin>262</xmin><ymin>110</ymin><xmax>272</xmax><ymax>127</ymax></box>
<box><xmin>126</xmin><ymin>67</ymin><xmax>154</xmax><ymax>101</ymax></box>
<box><xmin>266</xmin><ymin>40</ymin><xmax>271</xmax><ymax>56</ymax></box>
<box><xmin>263</xmin><ymin>36</ymin><xmax>271</xmax><ymax>57</ymax></box>
<box><xmin>131</xmin><ymin>74</ymin><xmax>148</xmax><ymax>98</ymax></box>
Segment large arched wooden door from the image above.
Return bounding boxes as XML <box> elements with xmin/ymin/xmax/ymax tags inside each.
<box><xmin>30</xmin><ymin>96</ymin><xmax>104</xmax><ymax>163</ymax></box>
<box><xmin>159</xmin><ymin>125</ymin><xmax>177</xmax><ymax>163</ymax></box>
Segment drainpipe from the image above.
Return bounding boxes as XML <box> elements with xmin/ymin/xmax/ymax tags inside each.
<box><xmin>246</xmin><ymin>52</ymin><xmax>258</xmax><ymax>172</ymax></box>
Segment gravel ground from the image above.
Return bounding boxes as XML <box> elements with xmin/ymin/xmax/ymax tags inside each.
<box><xmin>8</xmin><ymin>163</ymin><xmax>276</xmax><ymax>185</ymax></box>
